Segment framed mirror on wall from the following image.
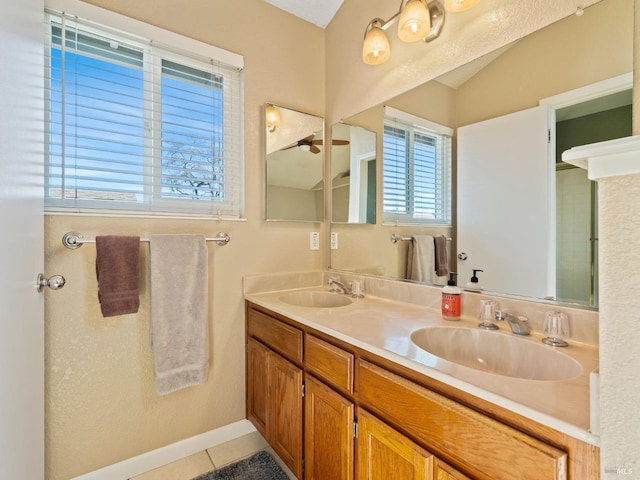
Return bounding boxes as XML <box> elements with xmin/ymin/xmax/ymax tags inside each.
<box><xmin>328</xmin><ymin>0</ymin><xmax>632</xmax><ymax>308</ymax></box>
<box><xmin>264</xmin><ymin>103</ymin><xmax>325</xmax><ymax>222</ymax></box>
<box><xmin>330</xmin><ymin>122</ymin><xmax>377</xmax><ymax>225</ymax></box>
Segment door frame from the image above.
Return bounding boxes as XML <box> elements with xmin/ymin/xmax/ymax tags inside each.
<box><xmin>540</xmin><ymin>72</ymin><xmax>632</xmax><ymax>305</ymax></box>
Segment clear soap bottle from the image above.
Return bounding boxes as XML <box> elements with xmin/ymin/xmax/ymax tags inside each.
<box><xmin>442</xmin><ymin>272</ymin><xmax>461</xmax><ymax>321</ymax></box>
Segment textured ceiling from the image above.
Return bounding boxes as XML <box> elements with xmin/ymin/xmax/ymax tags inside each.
<box><xmin>263</xmin><ymin>0</ymin><xmax>344</xmax><ymax>28</ymax></box>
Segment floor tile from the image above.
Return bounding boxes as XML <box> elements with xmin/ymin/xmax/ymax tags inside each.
<box><xmin>130</xmin><ymin>451</ymin><xmax>214</xmax><ymax>480</ymax></box>
<box><xmin>206</xmin><ymin>430</ymin><xmax>269</xmax><ymax>468</ymax></box>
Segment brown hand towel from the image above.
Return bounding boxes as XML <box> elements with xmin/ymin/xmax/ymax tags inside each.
<box><xmin>434</xmin><ymin>235</ymin><xmax>449</xmax><ymax>277</ymax></box>
<box><xmin>95</xmin><ymin>236</ymin><xmax>140</xmax><ymax>317</ymax></box>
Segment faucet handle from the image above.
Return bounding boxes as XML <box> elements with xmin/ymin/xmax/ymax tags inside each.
<box><xmin>495</xmin><ymin>310</ymin><xmax>507</xmax><ymax>321</ymax></box>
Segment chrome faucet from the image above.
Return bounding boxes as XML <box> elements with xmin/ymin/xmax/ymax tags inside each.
<box><xmin>328</xmin><ymin>279</ymin><xmax>352</xmax><ymax>295</ymax></box>
<box><xmin>496</xmin><ymin>311</ymin><xmax>531</xmax><ymax>336</ymax></box>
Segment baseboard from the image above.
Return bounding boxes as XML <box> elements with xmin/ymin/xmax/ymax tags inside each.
<box><xmin>70</xmin><ymin>419</ymin><xmax>257</xmax><ymax>480</ymax></box>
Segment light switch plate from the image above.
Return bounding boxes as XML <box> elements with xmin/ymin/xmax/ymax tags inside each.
<box><xmin>330</xmin><ymin>232</ymin><xmax>338</xmax><ymax>250</ymax></box>
<box><xmin>310</xmin><ymin>232</ymin><xmax>320</xmax><ymax>250</ymax></box>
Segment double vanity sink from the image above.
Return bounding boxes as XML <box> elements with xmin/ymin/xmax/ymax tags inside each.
<box><xmin>248</xmin><ymin>278</ymin><xmax>599</xmax><ymax>445</ymax></box>
<box><xmin>279</xmin><ymin>289</ymin><xmax>585</xmax><ymax>383</ymax></box>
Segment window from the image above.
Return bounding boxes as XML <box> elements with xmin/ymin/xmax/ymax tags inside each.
<box><xmin>45</xmin><ymin>9</ymin><xmax>244</xmax><ymax>218</ymax></box>
<box><xmin>382</xmin><ymin>107</ymin><xmax>452</xmax><ymax>225</ymax></box>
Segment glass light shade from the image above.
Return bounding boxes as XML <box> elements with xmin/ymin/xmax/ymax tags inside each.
<box><xmin>445</xmin><ymin>0</ymin><xmax>480</xmax><ymax>13</ymax></box>
<box><xmin>362</xmin><ymin>22</ymin><xmax>391</xmax><ymax>65</ymax></box>
<box><xmin>398</xmin><ymin>0</ymin><xmax>431</xmax><ymax>42</ymax></box>
<box><xmin>265</xmin><ymin>104</ymin><xmax>280</xmax><ymax>132</ymax></box>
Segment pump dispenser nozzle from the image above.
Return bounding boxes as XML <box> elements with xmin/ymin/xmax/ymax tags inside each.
<box><xmin>466</xmin><ymin>269</ymin><xmax>484</xmax><ymax>290</ymax></box>
<box><xmin>447</xmin><ymin>272</ymin><xmax>458</xmax><ymax>286</ymax></box>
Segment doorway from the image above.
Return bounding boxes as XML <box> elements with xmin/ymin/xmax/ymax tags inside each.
<box><xmin>543</xmin><ymin>74</ymin><xmax>633</xmax><ymax>306</ymax></box>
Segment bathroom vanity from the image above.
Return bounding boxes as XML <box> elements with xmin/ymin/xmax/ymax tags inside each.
<box><xmin>244</xmin><ymin>273</ymin><xmax>599</xmax><ymax>480</ymax></box>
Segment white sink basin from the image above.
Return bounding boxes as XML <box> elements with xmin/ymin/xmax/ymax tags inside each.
<box><xmin>279</xmin><ymin>291</ymin><xmax>353</xmax><ymax>308</ymax></box>
<box><xmin>410</xmin><ymin>327</ymin><xmax>582</xmax><ymax>381</ymax></box>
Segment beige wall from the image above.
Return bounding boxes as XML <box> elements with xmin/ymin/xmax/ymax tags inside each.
<box><xmin>325</xmin><ymin>0</ymin><xmax>601</xmax><ymax>125</ymax></box>
<box><xmin>44</xmin><ymin>1</ymin><xmax>325</xmax><ymax>478</ymax></box>
<box><xmin>266</xmin><ymin>186</ymin><xmax>321</xmax><ymax>221</ymax></box>
<box><xmin>455</xmin><ymin>0</ymin><xmax>633</xmax><ymax>126</ymax></box>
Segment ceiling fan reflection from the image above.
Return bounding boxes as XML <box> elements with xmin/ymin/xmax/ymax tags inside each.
<box><xmin>282</xmin><ymin>134</ymin><xmax>349</xmax><ymax>154</ymax></box>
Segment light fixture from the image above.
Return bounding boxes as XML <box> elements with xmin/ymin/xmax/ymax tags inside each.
<box><xmin>265</xmin><ymin>104</ymin><xmax>280</xmax><ymax>133</ymax></box>
<box><xmin>362</xmin><ymin>0</ymin><xmax>445</xmax><ymax>66</ymax></box>
<box><xmin>444</xmin><ymin>0</ymin><xmax>480</xmax><ymax>13</ymax></box>
<box><xmin>362</xmin><ymin>19</ymin><xmax>391</xmax><ymax>66</ymax></box>
<box><xmin>398</xmin><ymin>0</ymin><xmax>431</xmax><ymax>43</ymax></box>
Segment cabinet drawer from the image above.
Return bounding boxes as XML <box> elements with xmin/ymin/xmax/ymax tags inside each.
<box><xmin>356</xmin><ymin>360</ymin><xmax>567</xmax><ymax>480</ymax></box>
<box><xmin>305</xmin><ymin>335</ymin><xmax>354</xmax><ymax>393</ymax></box>
<box><xmin>247</xmin><ymin>309</ymin><xmax>303</xmax><ymax>363</ymax></box>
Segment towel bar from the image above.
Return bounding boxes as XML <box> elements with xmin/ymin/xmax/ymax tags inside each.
<box><xmin>62</xmin><ymin>231</ymin><xmax>231</xmax><ymax>249</ymax></box>
<box><xmin>391</xmin><ymin>234</ymin><xmax>452</xmax><ymax>243</ymax></box>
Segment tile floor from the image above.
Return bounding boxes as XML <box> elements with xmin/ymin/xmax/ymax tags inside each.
<box><xmin>130</xmin><ymin>431</ymin><xmax>297</xmax><ymax>480</ymax></box>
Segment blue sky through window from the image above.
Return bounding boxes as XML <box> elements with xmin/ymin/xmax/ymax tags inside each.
<box><xmin>48</xmin><ymin>24</ymin><xmax>225</xmax><ymax>204</ymax></box>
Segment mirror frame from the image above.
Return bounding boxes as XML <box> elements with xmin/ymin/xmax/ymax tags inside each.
<box><xmin>264</xmin><ymin>103</ymin><xmax>325</xmax><ymax>222</ymax></box>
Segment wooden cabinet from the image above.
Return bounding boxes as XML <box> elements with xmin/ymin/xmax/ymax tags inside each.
<box><xmin>356</xmin><ymin>408</ymin><xmax>433</xmax><ymax>480</ymax></box>
<box><xmin>246</xmin><ymin>338</ymin><xmax>269</xmax><ymax>436</ymax></box>
<box><xmin>305</xmin><ymin>334</ymin><xmax>354</xmax><ymax>394</ymax></box>
<box><xmin>269</xmin><ymin>352</ymin><xmax>303</xmax><ymax>477</ymax></box>
<box><xmin>245</xmin><ymin>302</ymin><xmax>598</xmax><ymax>480</ymax></box>
<box><xmin>304</xmin><ymin>375</ymin><xmax>354</xmax><ymax>480</ymax></box>
<box><xmin>355</xmin><ymin>359</ymin><xmax>566</xmax><ymax>480</ymax></box>
<box><xmin>246</xmin><ymin>330</ymin><xmax>303</xmax><ymax>478</ymax></box>
<box><xmin>434</xmin><ymin>459</ymin><xmax>471</xmax><ymax>480</ymax></box>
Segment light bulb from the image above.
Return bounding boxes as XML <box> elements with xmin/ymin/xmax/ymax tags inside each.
<box><xmin>362</xmin><ymin>20</ymin><xmax>390</xmax><ymax>65</ymax></box>
<box><xmin>265</xmin><ymin>104</ymin><xmax>280</xmax><ymax>133</ymax></box>
<box><xmin>398</xmin><ymin>0</ymin><xmax>431</xmax><ymax>43</ymax></box>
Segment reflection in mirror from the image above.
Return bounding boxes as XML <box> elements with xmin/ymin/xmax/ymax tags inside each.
<box><xmin>329</xmin><ymin>0</ymin><xmax>632</xmax><ymax>308</ymax></box>
<box><xmin>331</xmin><ymin>123</ymin><xmax>376</xmax><ymax>224</ymax></box>
<box><xmin>265</xmin><ymin>104</ymin><xmax>324</xmax><ymax>222</ymax></box>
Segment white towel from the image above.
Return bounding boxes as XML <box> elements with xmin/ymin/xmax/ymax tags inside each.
<box><xmin>149</xmin><ymin>234</ymin><xmax>209</xmax><ymax>395</ymax></box>
<box><xmin>406</xmin><ymin>235</ymin><xmax>448</xmax><ymax>285</ymax></box>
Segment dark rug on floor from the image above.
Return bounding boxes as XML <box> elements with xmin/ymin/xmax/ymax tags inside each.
<box><xmin>192</xmin><ymin>450</ymin><xmax>289</xmax><ymax>480</ymax></box>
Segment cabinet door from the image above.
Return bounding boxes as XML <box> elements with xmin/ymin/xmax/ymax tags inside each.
<box><xmin>247</xmin><ymin>338</ymin><xmax>269</xmax><ymax>437</ymax></box>
<box><xmin>434</xmin><ymin>459</ymin><xmax>471</xmax><ymax>480</ymax></box>
<box><xmin>356</xmin><ymin>408</ymin><xmax>433</xmax><ymax>480</ymax></box>
<box><xmin>305</xmin><ymin>375</ymin><xmax>354</xmax><ymax>480</ymax></box>
<box><xmin>270</xmin><ymin>352</ymin><xmax>304</xmax><ymax>479</ymax></box>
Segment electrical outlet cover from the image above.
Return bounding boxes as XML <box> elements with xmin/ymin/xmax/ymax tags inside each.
<box><xmin>310</xmin><ymin>232</ymin><xmax>320</xmax><ymax>250</ymax></box>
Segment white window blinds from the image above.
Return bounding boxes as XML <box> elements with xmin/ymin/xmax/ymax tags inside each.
<box><xmin>44</xmin><ymin>10</ymin><xmax>244</xmax><ymax>218</ymax></box>
<box><xmin>383</xmin><ymin>107</ymin><xmax>452</xmax><ymax>225</ymax></box>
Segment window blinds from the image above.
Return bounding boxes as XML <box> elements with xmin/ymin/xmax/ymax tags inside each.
<box><xmin>44</xmin><ymin>10</ymin><xmax>244</xmax><ymax>218</ymax></box>
<box><xmin>383</xmin><ymin>107</ymin><xmax>452</xmax><ymax>225</ymax></box>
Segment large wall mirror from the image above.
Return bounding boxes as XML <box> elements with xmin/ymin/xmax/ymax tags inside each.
<box><xmin>329</xmin><ymin>0</ymin><xmax>633</xmax><ymax>308</ymax></box>
<box><xmin>265</xmin><ymin>104</ymin><xmax>324</xmax><ymax>222</ymax></box>
<box><xmin>330</xmin><ymin>123</ymin><xmax>377</xmax><ymax>224</ymax></box>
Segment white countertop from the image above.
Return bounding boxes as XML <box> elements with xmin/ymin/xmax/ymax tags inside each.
<box><xmin>245</xmin><ymin>285</ymin><xmax>600</xmax><ymax>446</ymax></box>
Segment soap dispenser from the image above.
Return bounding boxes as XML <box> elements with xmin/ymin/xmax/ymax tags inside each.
<box><xmin>466</xmin><ymin>269</ymin><xmax>484</xmax><ymax>291</ymax></box>
<box><xmin>442</xmin><ymin>272</ymin><xmax>461</xmax><ymax>321</ymax></box>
